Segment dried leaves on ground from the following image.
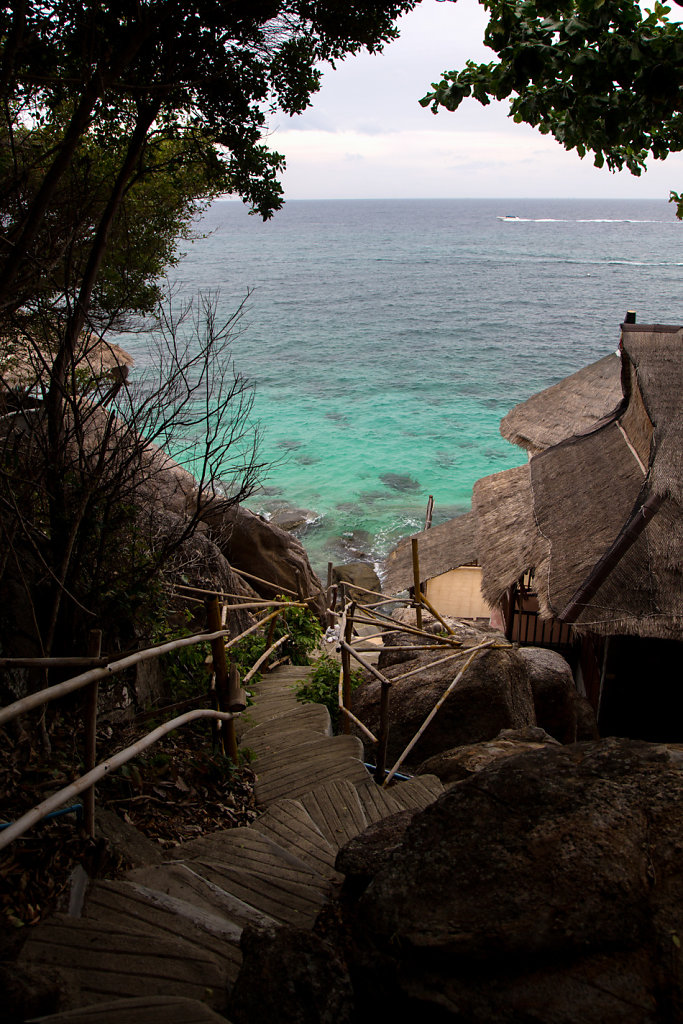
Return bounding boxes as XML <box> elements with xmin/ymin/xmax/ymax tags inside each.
<box><xmin>0</xmin><ymin>705</ymin><xmax>256</xmax><ymax>936</ymax></box>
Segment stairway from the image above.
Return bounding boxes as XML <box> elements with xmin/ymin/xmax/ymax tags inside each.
<box><xmin>19</xmin><ymin>664</ymin><xmax>444</xmax><ymax>1023</ymax></box>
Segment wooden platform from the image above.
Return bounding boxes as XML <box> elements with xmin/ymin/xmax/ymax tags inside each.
<box><xmin>23</xmin><ymin>662</ymin><xmax>445</xmax><ymax>1021</ymax></box>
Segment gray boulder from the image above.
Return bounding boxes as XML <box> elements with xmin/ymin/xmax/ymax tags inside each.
<box><xmin>344</xmin><ymin>738</ymin><xmax>683</xmax><ymax>1022</ymax></box>
<box><xmin>332</xmin><ymin>561</ymin><xmax>382</xmax><ymax>603</ymax></box>
<box><xmin>416</xmin><ymin>725</ymin><xmax>560</xmax><ymax>783</ymax></box>
<box><xmin>519</xmin><ymin>646</ymin><xmax>599</xmax><ymax>742</ymax></box>
<box><xmin>353</xmin><ymin>623</ymin><xmax>536</xmax><ymax>764</ymax></box>
<box><xmin>201</xmin><ymin>503</ymin><xmax>326</xmax><ymax>621</ymax></box>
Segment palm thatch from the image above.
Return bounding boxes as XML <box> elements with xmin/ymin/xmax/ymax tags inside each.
<box><xmin>382</xmin><ymin>510</ymin><xmax>478</xmax><ymax>596</ymax></box>
<box><xmin>472</xmin><ymin>463</ymin><xmax>549</xmax><ymax>609</ymax></box>
<box><xmin>483</xmin><ymin>324</ymin><xmax>683</xmax><ymax>640</ymax></box>
<box><xmin>500</xmin><ymin>352</ymin><xmax>623</xmax><ymax>454</ymax></box>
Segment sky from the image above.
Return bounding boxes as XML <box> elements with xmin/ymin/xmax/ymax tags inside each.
<box><xmin>265</xmin><ymin>0</ymin><xmax>683</xmax><ymax>201</ymax></box>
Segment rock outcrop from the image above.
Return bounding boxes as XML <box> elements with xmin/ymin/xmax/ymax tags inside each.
<box><xmin>518</xmin><ymin>646</ymin><xmax>599</xmax><ymax>743</ymax></box>
<box><xmin>416</xmin><ymin>725</ymin><xmax>560</xmax><ymax>783</ymax></box>
<box><xmin>232</xmin><ymin>738</ymin><xmax>683</xmax><ymax>1023</ymax></box>
<box><xmin>353</xmin><ymin>623</ymin><xmax>537</xmax><ymax>764</ymax></box>
<box><xmin>332</xmin><ymin>561</ymin><xmax>382</xmax><ymax>603</ymax></box>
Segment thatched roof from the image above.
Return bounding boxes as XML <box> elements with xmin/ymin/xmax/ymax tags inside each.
<box><xmin>383</xmin><ymin>511</ymin><xmax>478</xmax><ymax>596</ymax></box>
<box><xmin>500</xmin><ymin>352</ymin><xmax>623</xmax><ymax>453</ymax></box>
<box><xmin>479</xmin><ymin>324</ymin><xmax>683</xmax><ymax>640</ymax></box>
<box><xmin>473</xmin><ymin>463</ymin><xmax>549</xmax><ymax>609</ymax></box>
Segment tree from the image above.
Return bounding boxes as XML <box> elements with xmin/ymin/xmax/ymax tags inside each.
<box><xmin>421</xmin><ymin>0</ymin><xmax>683</xmax><ymax>215</ymax></box>
<box><xmin>0</xmin><ymin>1</ymin><xmax>420</xmax><ymax>658</ymax></box>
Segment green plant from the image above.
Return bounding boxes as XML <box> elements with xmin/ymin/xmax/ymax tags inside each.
<box><xmin>274</xmin><ymin>598</ymin><xmax>323</xmax><ymax>665</ymax></box>
<box><xmin>295</xmin><ymin>654</ymin><xmax>364</xmax><ymax>733</ymax></box>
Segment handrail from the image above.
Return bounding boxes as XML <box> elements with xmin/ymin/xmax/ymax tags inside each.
<box><xmin>0</xmin><ymin>604</ymin><xmax>301</xmax><ymax>728</ymax></box>
<box><xmin>0</xmin><ymin>709</ymin><xmax>235</xmax><ymax>852</ymax></box>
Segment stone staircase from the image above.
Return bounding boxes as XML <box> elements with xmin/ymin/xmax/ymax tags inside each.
<box><xmin>19</xmin><ymin>664</ymin><xmax>444</xmax><ymax>1023</ymax></box>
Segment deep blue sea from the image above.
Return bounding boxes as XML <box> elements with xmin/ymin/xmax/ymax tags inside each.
<box><xmin>123</xmin><ymin>197</ymin><xmax>683</xmax><ymax>579</ymax></box>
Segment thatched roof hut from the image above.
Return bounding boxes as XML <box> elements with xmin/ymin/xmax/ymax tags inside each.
<box><xmin>383</xmin><ymin>511</ymin><xmax>478</xmax><ymax>596</ymax></box>
<box><xmin>500</xmin><ymin>351</ymin><xmax>623</xmax><ymax>453</ymax></box>
<box><xmin>479</xmin><ymin>324</ymin><xmax>683</xmax><ymax>640</ymax></box>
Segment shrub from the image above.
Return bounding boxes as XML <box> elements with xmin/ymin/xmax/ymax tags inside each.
<box><xmin>295</xmin><ymin>654</ymin><xmax>364</xmax><ymax>733</ymax></box>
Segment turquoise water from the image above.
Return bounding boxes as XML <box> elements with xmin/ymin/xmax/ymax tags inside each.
<box><xmin>122</xmin><ymin>198</ymin><xmax>683</xmax><ymax>578</ymax></box>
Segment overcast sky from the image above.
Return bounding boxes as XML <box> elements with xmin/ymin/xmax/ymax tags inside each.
<box><xmin>267</xmin><ymin>0</ymin><xmax>683</xmax><ymax>201</ymax></box>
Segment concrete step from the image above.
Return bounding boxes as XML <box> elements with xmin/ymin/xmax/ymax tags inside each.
<box><xmin>18</xmin><ymin>914</ymin><xmax>231</xmax><ymax>1014</ymax></box>
<box><xmin>182</xmin><ymin>858</ymin><xmax>327</xmax><ymax>928</ymax></box>
<box><xmin>254</xmin><ymin>735</ymin><xmax>370</xmax><ymax>806</ymax></box>
<box><xmin>386</xmin><ymin>774</ymin><xmax>445</xmax><ymax>811</ymax></box>
<box><xmin>168</xmin><ymin>826</ymin><xmax>328</xmax><ymax>885</ymax></box>
<box><xmin>125</xmin><ymin>862</ymin><xmax>279</xmax><ymax>933</ymax></box>
<box><xmin>29</xmin><ymin>995</ymin><xmax>232</xmax><ymax>1023</ymax></box>
<box><xmin>249</xmin><ymin>797</ymin><xmax>341</xmax><ymax>881</ymax></box>
<box><xmin>352</xmin><ymin>777</ymin><xmax>406</xmax><ymax>824</ymax></box>
<box><xmin>299</xmin><ymin>779</ymin><xmax>369</xmax><ymax>851</ymax></box>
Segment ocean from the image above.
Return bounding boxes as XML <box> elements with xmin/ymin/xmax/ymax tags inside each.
<box><xmin>123</xmin><ymin>197</ymin><xmax>683</xmax><ymax>580</ymax></box>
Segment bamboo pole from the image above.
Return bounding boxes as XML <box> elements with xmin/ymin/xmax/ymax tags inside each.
<box><xmin>243</xmin><ymin>634</ymin><xmax>290</xmax><ymax>685</ymax></box>
<box><xmin>389</xmin><ymin>651</ymin><xmax>463</xmax><ymax>684</ymax></box>
<box><xmin>349</xmin><ymin>612</ymin><xmax>462</xmax><ymax>646</ymax></box>
<box><xmin>338</xmin><ymin>706</ymin><xmax>378</xmax><ymax>744</ymax></box>
<box><xmin>340</xmin><ymin>603</ymin><xmax>355</xmax><ymax>734</ymax></box>
<box><xmin>0</xmin><ymin>606</ymin><xmax>292</xmax><ymax>729</ymax></box>
<box><xmin>83</xmin><ymin>629</ymin><xmax>102</xmax><ymax>838</ymax></box>
<box><xmin>339</xmin><ymin>639</ymin><xmax>393</xmax><ymax>689</ymax></box>
<box><xmin>425</xmin><ymin>495</ymin><xmax>434</xmax><ymax>530</ymax></box>
<box><xmin>411</xmin><ymin>537</ymin><xmax>423</xmax><ymax>630</ymax></box>
<box><xmin>0</xmin><ymin>709</ymin><xmax>235</xmax><ymax>852</ymax></box>
<box><xmin>418</xmin><ymin>591</ymin><xmax>456</xmax><ymax>636</ymax></box>
<box><xmin>383</xmin><ymin>641</ymin><xmax>496</xmax><ymax>786</ymax></box>
<box><xmin>205</xmin><ymin>597</ymin><xmax>238</xmax><ymax>763</ymax></box>
<box><xmin>229</xmin><ymin>567</ymin><xmax>298</xmax><ymax>597</ymax></box>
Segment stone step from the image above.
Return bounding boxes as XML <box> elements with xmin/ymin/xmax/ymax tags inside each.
<box><xmin>18</xmin><ymin>915</ymin><xmax>230</xmax><ymax>1014</ymax></box>
<box><xmin>254</xmin><ymin>736</ymin><xmax>370</xmax><ymax>806</ymax></box>
<box><xmin>81</xmin><ymin>879</ymin><xmax>242</xmax><ymax>981</ymax></box>
<box><xmin>126</xmin><ymin>862</ymin><xmax>279</xmax><ymax>933</ymax></box>
<box><xmin>240</xmin><ymin>703</ymin><xmax>331</xmax><ymax>748</ymax></box>
<box><xmin>249</xmin><ymin>797</ymin><xmax>341</xmax><ymax>881</ymax></box>
<box><xmin>352</xmin><ymin>777</ymin><xmax>406</xmax><ymax>824</ymax></box>
<box><xmin>29</xmin><ymin>995</ymin><xmax>232</xmax><ymax>1023</ymax></box>
<box><xmin>168</xmin><ymin>826</ymin><xmax>328</xmax><ymax>885</ymax></box>
<box><xmin>299</xmin><ymin>779</ymin><xmax>369</xmax><ymax>850</ymax></box>
<box><xmin>387</xmin><ymin>774</ymin><xmax>445</xmax><ymax>810</ymax></box>
<box><xmin>183</xmin><ymin>858</ymin><xmax>327</xmax><ymax>929</ymax></box>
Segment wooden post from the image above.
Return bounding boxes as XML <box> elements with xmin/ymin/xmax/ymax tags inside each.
<box><xmin>326</xmin><ymin>561</ymin><xmax>333</xmax><ymax>594</ymax></box>
<box><xmin>340</xmin><ymin>602</ymin><xmax>355</xmax><ymax>734</ymax></box>
<box><xmin>265</xmin><ymin>610</ymin><xmax>279</xmax><ymax>667</ymax></box>
<box><xmin>425</xmin><ymin>495</ymin><xmax>434</xmax><ymax>530</ymax></box>
<box><xmin>375</xmin><ymin>681</ymin><xmax>391</xmax><ymax>784</ymax></box>
<box><xmin>83</xmin><ymin>629</ymin><xmax>102</xmax><ymax>838</ymax></box>
<box><xmin>227</xmin><ymin>662</ymin><xmax>247</xmax><ymax>712</ymax></box>
<box><xmin>411</xmin><ymin>537</ymin><xmax>423</xmax><ymax>630</ymax></box>
<box><xmin>205</xmin><ymin>596</ymin><xmax>239</xmax><ymax>763</ymax></box>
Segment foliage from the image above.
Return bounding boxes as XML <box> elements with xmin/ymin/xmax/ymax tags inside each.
<box><xmin>422</xmin><ymin>0</ymin><xmax>683</xmax><ymax>214</ymax></box>
<box><xmin>274</xmin><ymin>597</ymin><xmax>324</xmax><ymax>665</ymax></box>
<box><xmin>0</xmin><ymin>292</ymin><xmax>263</xmax><ymax>656</ymax></box>
<box><xmin>295</xmin><ymin>653</ymin><xmax>364</xmax><ymax>732</ymax></box>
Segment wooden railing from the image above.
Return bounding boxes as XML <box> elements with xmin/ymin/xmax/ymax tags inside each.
<box><xmin>0</xmin><ymin>593</ymin><xmax>308</xmax><ymax>851</ymax></box>
<box><xmin>327</xmin><ymin>541</ymin><xmax>512</xmax><ymax>786</ymax></box>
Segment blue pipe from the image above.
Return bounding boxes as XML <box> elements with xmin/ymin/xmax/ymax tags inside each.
<box><xmin>363</xmin><ymin>762</ymin><xmax>412</xmax><ymax>782</ymax></box>
<box><xmin>0</xmin><ymin>803</ymin><xmax>83</xmax><ymax>831</ymax></box>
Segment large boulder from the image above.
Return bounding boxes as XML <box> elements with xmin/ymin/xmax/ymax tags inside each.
<box><xmin>519</xmin><ymin>646</ymin><xmax>599</xmax><ymax>742</ymax></box>
<box><xmin>201</xmin><ymin>503</ymin><xmax>326</xmax><ymax>621</ymax></box>
<box><xmin>344</xmin><ymin>738</ymin><xmax>683</xmax><ymax>1022</ymax></box>
<box><xmin>416</xmin><ymin>725</ymin><xmax>561</xmax><ymax>783</ymax></box>
<box><xmin>332</xmin><ymin>561</ymin><xmax>382</xmax><ymax>603</ymax></box>
<box><xmin>353</xmin><ymin>623</ymin><xmax>536</xmax><ymax>764</ymax></box>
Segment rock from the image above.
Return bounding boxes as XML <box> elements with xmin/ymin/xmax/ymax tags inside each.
<box><xmin>332</xmin><ymin>561</ymin><xmax>381</xmax><ymax>602</ymax></box>
<box><xmin>229</xmin><ymin>923</ymin><xmax>354</xmax><ymax>1024</ymax></box>
<box><xmin>335</xmin><ymin>809</ymin><xmax>416</xmax><ymax>892</ymax></box>
<box><xmin>201</xmin><ymin>503</ymin><xmax>326</xmax><ymax>620</ymax></box>
<box><xmin>519</xmin><ymin>646</ymin><xmax>599</xmax><ymax>742</ymax></box>
<box><xmin>354</xmin><ymin>622</ymin><xmax>536</xmax><ymax>764</ymax></box>
<box><xmin>379</xmin><ymin>472</ymin><xmax>420</xmax><ymax>492</ymax></box>
<box><xmin>0</xmin><ymin>962</ymin><xmax>74</xmax><ymax>1024</ymax></box>
<box><xmin>416</xmin><ymin>726</ymin><xmax>560</xmax><ymax>783</ymax></box>
<box><xmin>341</xmin><ymin>738</ymin><xmax>683</xmax><ymax>1023</ymax></box>
<box><xmin>269</xmin><ymin>508</ymin><xmax>318</xmax><ymax>532</ymax></box>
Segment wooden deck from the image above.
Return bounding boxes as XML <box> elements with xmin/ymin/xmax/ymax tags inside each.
<box><xmin>23</xmin><ymin>663</ymin><xmax>445</xmax><ymax>1022</ymax></box>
